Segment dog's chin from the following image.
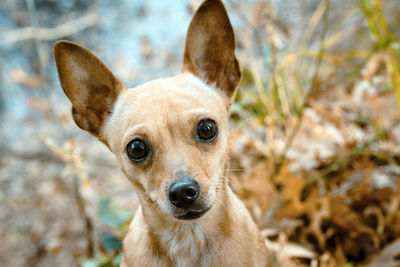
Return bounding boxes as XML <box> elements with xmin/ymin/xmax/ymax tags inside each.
<box><xmin>176</xmin><ymin>208</ymin><xmax>210</xmax><ymax>220</ymax></box>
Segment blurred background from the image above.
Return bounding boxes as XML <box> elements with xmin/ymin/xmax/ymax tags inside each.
<box><xmin>1</xmin><ymin>0</ymin><xmax>400</xmax><ymax>266</ymax></box>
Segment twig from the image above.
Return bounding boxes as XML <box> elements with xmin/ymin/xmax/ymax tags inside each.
<box><xmin>1</xmin><ymin>13</ymin><xmax>99</xmax><ymax>45</ymax></box>
<box><xmin>72</xmin><ymin>172</ymin><xmax>94</xmax><ymax>257</ymax></box>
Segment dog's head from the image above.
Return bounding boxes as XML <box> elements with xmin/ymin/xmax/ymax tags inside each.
<box><xmin>54</xmin><ymin>0</ymin><xmax>240</xmax><ymax>221</ymax></box>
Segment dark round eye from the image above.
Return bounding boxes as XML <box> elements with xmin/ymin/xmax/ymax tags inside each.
<box><xmin>126</xmin><ymin>139</ymin><xmax>150</xmax><ymax>162</ymax></box>
<box><xmin>197</xmin><ymin>119</ymin><xmax>218</xmax><ymax>142</ymax></box>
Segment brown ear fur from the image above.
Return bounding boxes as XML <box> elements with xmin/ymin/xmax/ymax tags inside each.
<box><xmin>182</xmin><ymin>0</ymin><xmax>241</xmax><ymax>103</ymax></box>
<box><xmin>54</xmin><ymin>41</ymin><xmax>124</xmax><ymax>139</ymax></box>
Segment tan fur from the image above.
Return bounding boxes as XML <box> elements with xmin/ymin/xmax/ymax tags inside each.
<box><xmin>54</xmin><ymin>0</ymin><xmax>270</xmax><ymax>266</ymax></box>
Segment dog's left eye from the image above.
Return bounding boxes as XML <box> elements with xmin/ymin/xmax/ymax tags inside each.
<box><xmin>197</xmin><ymin>119</ymin><xmax>218</xmax><ymax>142</ymax></box>
<box><xmin>126</xmin><ymin>139</ymin><xmax>150</xmax><ymax>162</ymax></box>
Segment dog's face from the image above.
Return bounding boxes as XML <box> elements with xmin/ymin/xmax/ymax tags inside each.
<box><xmin>54</xmin><ymin>0</ymin><xmax>241</xmax><ymax>221</ymax></box>
<box><xmin>105</xmin><ymin>74</ymin><xmax>230</xmax><ymax>219</ymax></box>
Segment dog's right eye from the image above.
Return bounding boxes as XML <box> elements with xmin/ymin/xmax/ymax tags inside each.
<box><xmin>126</xmin><ymin>139</ymin><xmax>150</xmax><ymax>162</ymax></box>
<box><xmin>197</xmin><ymin>119</ymin><xmax>218</xmax><ymax>142</ymax></box>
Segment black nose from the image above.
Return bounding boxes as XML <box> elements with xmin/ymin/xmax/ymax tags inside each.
<box><xmin>168</xmin><ymin>178</ymin><xmax>199</xmax><ymax>209</ymax></box>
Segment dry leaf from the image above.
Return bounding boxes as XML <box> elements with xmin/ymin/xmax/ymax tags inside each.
<box><xmin>11</xmin><ymin>68</ymin><xmax>46</xmax><ymax>88</ymax></box>
<box><xmin>28</xmin><ymin>97</ymin><xmax>50</xmax><ymax>111</ymax></box>
<box><xmin>367</xmin><ymin>239</ymin><xmax>400</xmax><ymax>267</ymax></box>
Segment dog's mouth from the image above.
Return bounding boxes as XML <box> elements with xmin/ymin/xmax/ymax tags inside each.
<box><xmin>176</xmin><ymin>208</ymin><xmax>210</xmax><ymax>220</ymax></box>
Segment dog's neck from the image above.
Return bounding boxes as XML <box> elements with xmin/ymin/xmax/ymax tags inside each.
<box><xmin>138</xmin><ymin>180</ymin><xmax>233</xmax><ymax>265</ymax></box>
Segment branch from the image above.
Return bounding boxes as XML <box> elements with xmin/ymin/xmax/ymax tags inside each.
<box><xmin>1</xmin><ymin>13</ymin><xmax>99</xmax><ymax>45</ymax></box>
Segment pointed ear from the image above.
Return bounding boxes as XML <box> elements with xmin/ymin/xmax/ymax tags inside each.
<box><xmin>182</xmin><ymin>0</ymin><xmax>241</xmax><ymax>105</ymax></box>
<box><xmin>54</xmin><ymin>41</ymin><xmax>125</xmax><ymax>139</ymax></box>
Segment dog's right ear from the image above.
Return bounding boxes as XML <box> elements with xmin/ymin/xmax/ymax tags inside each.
<box><xmin>182</xmin><ymin>0</ymin><xmax>241</xmax><ymax>106</ymax></box>
<box><xmin>54</xmin><ymin>41</ymin><xmax>125</xmax><ymax>139</ymax></box>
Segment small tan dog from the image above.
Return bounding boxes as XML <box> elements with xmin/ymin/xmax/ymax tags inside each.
<box><xmin>54</xmin><ymin>0</ymin><xmax>270</xmax><ymax>266</ymax></box>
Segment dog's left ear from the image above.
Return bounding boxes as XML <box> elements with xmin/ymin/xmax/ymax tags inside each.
<box><xmin>182</xmin><ymin>0</ymin><xmax>241</xmax><ymax>106</ymax></box>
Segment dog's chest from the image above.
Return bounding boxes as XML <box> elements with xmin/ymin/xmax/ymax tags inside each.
<box><xmin>159</xmin><ymin>223</ymin><xmax>213</xmax><ymax>267</ymax></box>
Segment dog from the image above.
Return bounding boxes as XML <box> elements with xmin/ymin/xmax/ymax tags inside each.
<box><xmin>54</xmin><ymin>0</ymin><xmax>270</xmax><ymax>266</ymax></box>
